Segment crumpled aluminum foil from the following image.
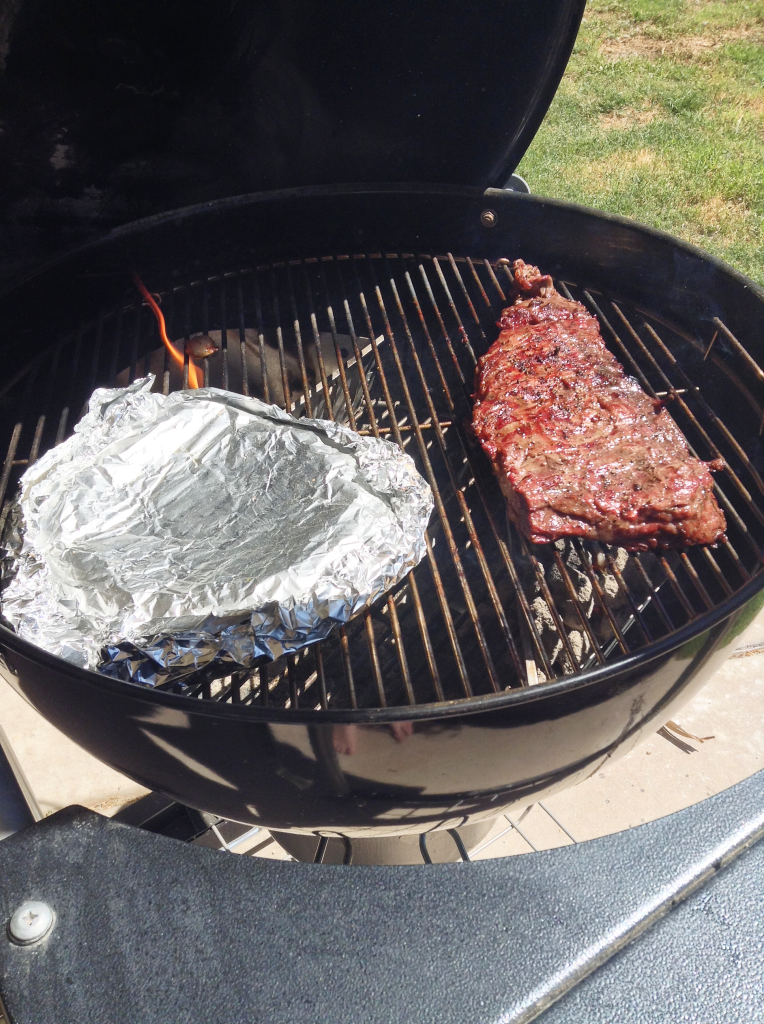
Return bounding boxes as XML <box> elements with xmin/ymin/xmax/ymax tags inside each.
<box><xmin>1</xmin><ymin>377</ymin><xmax>433</xmax><ymax>688</ymax></box>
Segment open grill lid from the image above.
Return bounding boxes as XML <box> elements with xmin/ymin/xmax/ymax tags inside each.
<box><xmin>0</xmin><ymin>0</ymin><xmax>584</xmax><ymax>279</ymax></box>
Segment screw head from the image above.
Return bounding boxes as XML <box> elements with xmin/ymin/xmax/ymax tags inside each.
<box><xmin>480</xmin><ymin>208</ymin><xmax>497</xmax><ymax>227</ymax></box>
<box><xmin>7</xmin><ymin>901</ymin><xmax>54</xmax><ymax>946</ymax></box>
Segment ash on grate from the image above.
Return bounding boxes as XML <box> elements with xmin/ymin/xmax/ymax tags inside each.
<box><xmin>521</xmin><ymin>539</ymin><xmax>664</xmax><ymax>678</ymax></box>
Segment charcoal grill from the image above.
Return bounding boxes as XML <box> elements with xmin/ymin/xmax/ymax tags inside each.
<box><xmin>0</xmin><ymin>186</ymin><xmax>763</xmax><ymax>836</ymax></box>
<box><xmin>3</xmin><ymin>3</ymin><xmax>764</xmax><ymax>1019</ymax></box>
<box><xmin>0</xmin><ymin>0</ymin><xmax>763</xmax><ymax>841</ymax></box>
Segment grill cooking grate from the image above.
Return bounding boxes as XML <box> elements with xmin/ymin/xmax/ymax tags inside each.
<box><xmin>1</xmin><ymin>253</ymin><xmax>763</xmax><ymax>710</ymax></box>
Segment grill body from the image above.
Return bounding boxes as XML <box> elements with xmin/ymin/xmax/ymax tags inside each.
<box><xmin>1</xmin><ymin>186</ymin><xmax>763</xmax><ymax>834</ymax></box>
<box><xmin>0</xmin><ymin>617</ymin><xmax>746</xmax><ymax>833</ymax></box>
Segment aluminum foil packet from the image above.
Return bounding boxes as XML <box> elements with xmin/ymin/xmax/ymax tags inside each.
<box><xmin>1</xmin><ymin>377</ymin><xmax>433</xmax><ymax>687</ymax></box>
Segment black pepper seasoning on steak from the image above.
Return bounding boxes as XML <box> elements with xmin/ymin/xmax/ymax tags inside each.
<box><xmin>472</xmin><ymin>260</ymin><xmax>726</xmax><ymax>551</ymax></box>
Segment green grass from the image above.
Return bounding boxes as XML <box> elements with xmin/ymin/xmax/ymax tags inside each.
<box><xmin>517</xmin><ymin>0</ymin><xmax>764</xmax><ymax>285</ymax></box>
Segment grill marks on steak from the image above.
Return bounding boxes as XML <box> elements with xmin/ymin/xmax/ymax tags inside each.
<box><xmin>472</xmin><ymin>261</ymin><xmax>726</xmax><ymax>551</ymax></box>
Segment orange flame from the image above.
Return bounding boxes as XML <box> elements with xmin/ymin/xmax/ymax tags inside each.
<box><xmin>132</xmin><ymin>273</ymin><xmax>200</xmax><ymax>389</ymax></box>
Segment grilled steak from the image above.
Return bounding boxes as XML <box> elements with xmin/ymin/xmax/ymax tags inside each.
<box><xmin>473</xmin><ymin>260</ymin><xmax>726</xmax><ymax>551</ymax></box>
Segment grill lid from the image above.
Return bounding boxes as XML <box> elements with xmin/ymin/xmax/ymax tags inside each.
<box><xmin>0</xmin><ymin>0</ymin><xmax>584</xmax><ymax>244</ymax></box>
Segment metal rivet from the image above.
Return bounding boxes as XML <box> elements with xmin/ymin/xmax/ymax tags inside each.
<box><xmin>480</xmin><ymin>209</ymin><xmax>497</xmax><ymax>227</ymax></box>
<box><xmin>7</xmin><ymin>901</ymin><xmax>54</xmax><ymax>946</ymax></box>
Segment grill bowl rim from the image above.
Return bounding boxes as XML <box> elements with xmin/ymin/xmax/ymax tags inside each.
<box><xmin>4</xmin><ymin>182</ymin><xmax>764</xmax><ymax>312</ymax></box>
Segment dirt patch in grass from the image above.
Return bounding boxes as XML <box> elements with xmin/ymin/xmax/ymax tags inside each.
<box><xmin>599</xmin><ymin>106</ymin><xmax>660</xmax><ymax>130</ymax></box>
<box><xmin>600</xmin><ymin>26</ymin><xmax>762</xmax><ymax>61</ymax></box>
<box><xmin>599</xmin><ymin>33</ymin><xmax>669</xmax><ymax>60</ymax></box>
<box><xmin>697</xmin><ymin>196</ymin><xmax>755</xmax><ymax>225</ymax></box>
<box><xmin>596</xmin><ymin>148</ymin><xmax>662</xmax><ymax>170</ymax></box>
<box><xmin>686</xmin><ymin>196</ymin><xmax>758</xmax><ymax>246</ymax></box>
<box><xmin>579</xmin><ymin>148</ymin><xmax>669</xmax><ymax>189</ymax></box>
<box><xmin>744</xmin><ymin>93</ymin><xmax>764</xmax><ymax>117</ymax></box>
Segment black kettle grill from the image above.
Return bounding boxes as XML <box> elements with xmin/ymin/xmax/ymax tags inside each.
<box><xmin>0</xmin><ymin>0</ymin><xmax>763</xmax><ymax>843</ymax></box>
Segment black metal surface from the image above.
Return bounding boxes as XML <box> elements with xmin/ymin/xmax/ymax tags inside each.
<box><xmin>0</xmin><ymin>621</ymin><xmax>744</xmax><ymax>834</ymax></box>
<box><xmin>112</xmin><ymin>790</ymin><xmax>218</xmax><ymax>842</ymax></box>
<box><xmin>1</xmin><ymin>188</ymin><xmax>764</xmax><ymax>831</ymax></box>
<box><xmin>1</xmin><ymin>770</ymin><xmax>763</xmax><ymax>1024</ymax></box>
<box><xmin>539</xmin><ymin>833</ymin><xmax>764</xmax><ymax>1024</ymax></box>
<box><xmin>0</xmin><ymin>0</ymin><xmax>584</xmax><ymax>287</ymax></box>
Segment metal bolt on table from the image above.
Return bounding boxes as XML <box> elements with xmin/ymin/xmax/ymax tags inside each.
<box><xmin>7</xmin><ymin>902</ymin><xmax>54</xmax><ymax>946</ymax></box>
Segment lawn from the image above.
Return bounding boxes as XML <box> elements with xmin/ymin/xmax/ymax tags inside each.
<box><xmin>517</xmin><ymin>0</ymin><xmax>764</xmax><ymax>285</ymax></box>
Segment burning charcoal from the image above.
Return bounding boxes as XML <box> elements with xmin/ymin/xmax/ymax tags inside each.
<box><xmin>520</xmin><ymin>538</ymin><xmax>665</xmax><ymax>677</ymax></box>
<box><xmin>184</xmin><ymin>334</ymin><xmax>220</xmax><ymax>359</ymax></box>
<box><xmin>115</xmin><ymin>328</ymin><xmax>381</xmax><ymax>426</ymax></box>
